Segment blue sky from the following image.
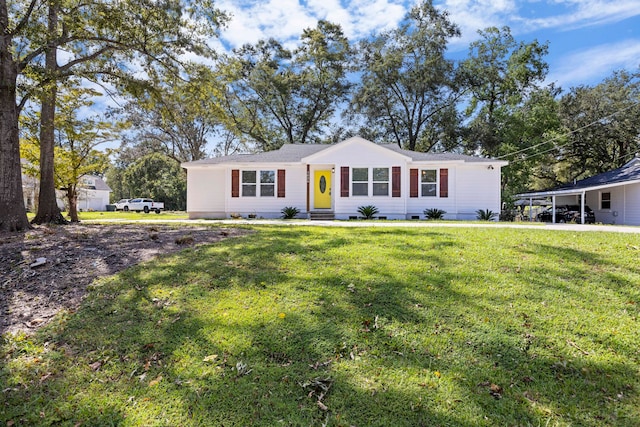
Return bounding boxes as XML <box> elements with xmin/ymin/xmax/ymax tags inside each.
<box><xmin>213</xmin><ymin>0</ymin><xmax>640</xmax><ymax>89</ymax></box>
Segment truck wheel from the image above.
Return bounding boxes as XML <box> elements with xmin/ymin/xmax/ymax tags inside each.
<box><xmin>144</xmin><ymin>206</ymin><xmax>150</xmax><ymax>213</ymax></box>
<box><xmin>123</xmin><ymin>206</ymin><xmax>129</xmax><ymax>211</ymax></box>
<box><xmin>155</xmin><ymin>209</ymin><xmax>161</xmax><ymax>214</ymax></box>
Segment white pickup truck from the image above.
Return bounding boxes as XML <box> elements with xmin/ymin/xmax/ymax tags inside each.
<box><xmin>120</xmin><ymin>198</ymin><xmax>164</xmax><ymax>214</ymax></box>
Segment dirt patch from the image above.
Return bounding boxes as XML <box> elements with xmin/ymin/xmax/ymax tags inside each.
<box><xmin>0</xmin><ymin>223</ymin><xmax>247</xmax><ymax>335</ymax></box>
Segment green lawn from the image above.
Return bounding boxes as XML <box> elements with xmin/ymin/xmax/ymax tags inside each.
<box><xmin>2</xmin><ymin>226</ymin><xmax>639</xmax><ymax>426</ymax></box>
<box><xmin>27</xmin><ymin>210</ymin><xmax>189</xmax><ymax>221</ymax></box>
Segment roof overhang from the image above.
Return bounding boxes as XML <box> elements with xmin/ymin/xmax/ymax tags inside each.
<box><xmin>516</xmin><ymin>179</ymin><xmax>640</xmax><ymax>198</ymax></box>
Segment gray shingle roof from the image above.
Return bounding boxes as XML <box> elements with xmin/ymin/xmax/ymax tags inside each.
<box><xmin>183</xmin><ymin>144</ymin><xmax>330</xmax><ymax>165</ymax></box>
<box><xmin>81</xmin><ymin>175</ymin><xmax>111</xmax><ymax>192</ymax></box>
<box><xmin>183</xmin><ymin>140</ymin><xmax>499</xmax><ymax>167</ymax></box>
<box><xmin>556</xmin><ymin>157</ymin><xmax>640</xmax><ymax>191</ymax></box>
<box><xmin>380</xmin><ymin>144</ymin><xmax>496</xmax><ymax>163</ymax></box>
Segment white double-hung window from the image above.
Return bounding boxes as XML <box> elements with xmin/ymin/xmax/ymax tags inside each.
<box><xmin>352</xmin><ymin>168</ymin><xmax>369</xmax><ymax>196</ymax></box>
<box><xmin>242</xmin><ymin>170</ymin><xmax>276</xmax><ymax>197</ymax></box>
<box><xmin>372</xmin><ymin>168</ymin><xmax>389</xmax><ymax>196</ymax></box>
<box><xmin>421</xmin><ymin>169</ymin><xmax>437</xmax><ymax>197</ymax></box>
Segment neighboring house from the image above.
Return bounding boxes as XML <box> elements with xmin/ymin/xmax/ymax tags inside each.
<box><xmin>21</xmin><ymin>159</ymin><xmax>65</xmax><ymax>211</ymax></box>
<box><xmin>21</xmin><ymin>170</ymin><xmax>39</xmax><ymax>212</ymax></box>
<box><xmin>516</xmin><ymin>157</ymin><xmax>640</xmax><ymax>225</ymax></box>
<box><xmin>75</xmin><ymin>175</ymin><xmax>112</xmax><ymax>211</ymax></box>
<box><xmin>21</xmin><ymin>160</ymin><xmax>110</xmax><ymax>211</ymax></box>
<box><xmin>182</xmin><ymin>136</ymin><xmax>507</xmax><ymax>220</ymax></box>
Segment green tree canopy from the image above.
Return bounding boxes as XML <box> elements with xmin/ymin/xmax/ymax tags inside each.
<box><xmin>120</xmin><ymin>63</ymin><xmax>239</xmax><ymax>164</ymax></box>
<box><xmin>461</xmin><ymin>26</ymin><xmax>549</xmax><ymax>157</ymax></box>
<box><xmin>220</xmin><ymin>20</ymin><xmax>352</xmax><ymax>150</ymax></box>
<box><xmin>122</xmin><ymin>153</ymin><xmax>187</xmax><ymax>211</ymax></box>
<box><xmin>1</xmin><ymin>0</ymin><xmax>227</xmax><ymax>231</ymax></box>
<box><xmin>557</xmin><ymin>69</ymin><xmax>640</xmax><ymax>180</ymax></box>
<box><xmin>349</xmin><ymin>0</ymin><xmax>462</xmax><ymax>152</ymax></box>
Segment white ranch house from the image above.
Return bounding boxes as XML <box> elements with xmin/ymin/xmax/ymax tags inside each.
<box><xmin>182</xmin><ymin>137</ymin><xmax>507</xmax><ymax>220</ymax></box>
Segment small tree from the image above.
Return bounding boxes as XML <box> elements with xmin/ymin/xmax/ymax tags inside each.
<box><xmin>20</xmin><ymin>88</ymin><xmax>115</xmax><ymax>222</ymax></box>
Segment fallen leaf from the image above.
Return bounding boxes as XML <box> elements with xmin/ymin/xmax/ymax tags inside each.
<box><xmin>149</xmin><ymin>375</ymin><xmax>163</xmax><ymax>387</ymax></box>
<box><xmin>40</xmin><ymin>372</ymin><xmax>53</xmax><ymax>383</ymax></box>
<box><xmin>489</xmin><ymin>383</ymin><xmax>503</xmax><ymax>399</ymax></box>
<box><xmin>89</xmin><ymin>361</ymin><xmax>102</xmax><ymax>371</ymax></box>
<box><xmin>203</xmin><ymin>354</ymin><xmax>219</xmax><ymax>363</ymax></box>
<box><xmin>317</xmin><ymin>401</ymin><xmax>328</xmax><ymax>411</ymax></box>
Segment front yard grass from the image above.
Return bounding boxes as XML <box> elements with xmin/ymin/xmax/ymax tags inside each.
<box><xmin>2</xmin><ymin>226</ymin><xmax>639</xmax><ymax>426</ymax></box>
<box><xmin>27</xmin><ymin>210</ymin><xmax>189</xmax><ymax>222</ymax></box>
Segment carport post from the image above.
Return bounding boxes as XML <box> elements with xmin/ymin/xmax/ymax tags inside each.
<box><xmin>552</xmin><ymin>197</ymin><xmax>556</xmax><ymax>224</ymax></box>
<box><xmin>581</xmin><ymin>191</ymin><xmax>586</xmax><ymax>224</ymax></box>
<box><xmin>529</xmin><ymin>198</ymin><xmax>533</xmax><ymax>222</ymax></box>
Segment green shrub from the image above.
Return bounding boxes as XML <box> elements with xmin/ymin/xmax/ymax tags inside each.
<box><xmin>476</xmin><ymin>209</ymin><xmax>498</xmax><ymax>221</ymax></box>
<box><xmin>499</xmin><ymin>209</ymin><xmax>516</xmax><ymax>222</ymax></box>
<box><xmin>423</xmin><ymin>208</ymin><xmax>446</xmax><ymax>220</ymax></box>
<box><xmin>357</xmin><ymin>205</ymin><xmax>379</xmax><ymax>219</ymax></box>
<box><xmin>281</xmin><ymin>206</ymin><xmax>301</xmax><ymax>219</ymax></box>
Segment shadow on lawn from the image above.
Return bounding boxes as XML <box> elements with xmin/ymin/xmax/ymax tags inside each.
<box><xmin>1</xmin><ymin>227</ymin><xmax>638</xmax><ymax>426</ymax></box>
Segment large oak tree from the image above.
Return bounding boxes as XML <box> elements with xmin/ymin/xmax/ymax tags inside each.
<box><xmin>221</xmin><ymin>20</ymin><xmax>352</xmax><ymax>150</ymax></box>
<box><xmin>0</xmin><ymin>0</ymin><xmax>226</xmax><ymax>231</ymax></box>
<box><xmin>349</xmin><ymin>0</ymin><xmax>462</xmax><ymax>152</ymax></box>
<box><xmin>461</xmin><ymin>26</ymin><xmax>549</xmax><ymax>157</ymax></box>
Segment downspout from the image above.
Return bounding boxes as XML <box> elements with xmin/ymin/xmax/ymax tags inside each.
<box><xmin>306</xmin><ymin>164</ymin><xmax>310</xmax><ymax>218</ymax></box>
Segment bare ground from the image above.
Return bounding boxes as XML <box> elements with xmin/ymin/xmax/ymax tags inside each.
<box><xmin>0</xmin><ymin>223</ymin><xmax>247</xmax><ymax>335</ymax></box>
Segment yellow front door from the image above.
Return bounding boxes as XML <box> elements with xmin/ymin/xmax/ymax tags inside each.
<box><xmin>314</xmin><ymin>170</ymin><xmax>332</xmax><ymax>209</ymax></box>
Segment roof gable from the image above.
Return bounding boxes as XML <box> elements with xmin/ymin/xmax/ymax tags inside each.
<box><xmin>81</xmin><ymin>174</ymin><xmax>112</xmax><ymax>192</ymax></box>
<box><xmin>302</xmin><ymin>136</ymin><xmax>411</xmax><ymax>163</ymax></box>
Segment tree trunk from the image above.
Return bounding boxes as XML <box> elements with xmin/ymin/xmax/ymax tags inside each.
<box><xmin>0</xmin><ymin>24</ymin><xmax>31</xmax><ymax>231</ymax></box>
<box><xmin>32</xmin><ymin>0</ymin><xmax>67</xmax><ymax>225</ymax></box>
<box><xmin>66</xmin><ymin>185</ymin><xmax>79</xmax><ymax>222</ymax></box>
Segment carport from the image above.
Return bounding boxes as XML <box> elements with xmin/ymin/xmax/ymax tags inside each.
<box><xmin>515</xmin><ymin>189</ymin><xmax>589</xmax><ymax>224</ymax></box>
<box><xmin>516</xmin><ymin>157</ymin><xmax>640</xmax><ymax>226</ymax></box>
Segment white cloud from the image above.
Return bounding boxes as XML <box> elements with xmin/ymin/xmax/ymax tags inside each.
<box><xmin>438</xmin><ymin>0</ymin><xmax>640</xmax><ymax>50</ymax></box>
<box><xmin>217</xmin><ymin>0</ymin><xmax>316</xmax><ymax>48</ymax></box>
<box><xmin>547</xmin><ymin>39</ymin><xmax>640</xmax><ymax>87</ymax></box>
<box><xmin>436</xmin><ymin>0</ymin><xmax>518</xmax><ymax>47</ymax></box>
<box><xmin>518</xmin><ymin>0</ymin><xmax>640</xmax><ymax>31</ymax></box>
<box><xmin>217</xmin><ymin>0</ymin><xmax>408</xmax><ymax>49</ymax></box>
